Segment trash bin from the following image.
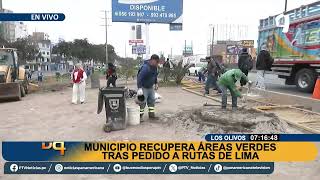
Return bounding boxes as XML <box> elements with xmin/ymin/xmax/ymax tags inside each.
<box><xmin>97</xmin><ymin>87</ymin><xmax>127</xmax><ymax>132</ymax></box>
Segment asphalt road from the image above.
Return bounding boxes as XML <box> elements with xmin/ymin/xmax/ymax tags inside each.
<box><xmin>247</xmin><ymin>72</ymin><xmax>312</xmax><ymax>98</ymax></box>
<box><xmin>188</xmin><ymin>72</ymin><xmax>313</xmax><ymax>98</ymax></box>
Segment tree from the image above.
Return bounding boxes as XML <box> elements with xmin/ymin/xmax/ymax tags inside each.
<box><xmin>88</xmin><ymin>44</ymin><xmax>105</xmax><ymax>63</ymax></box>
<box><xmin>8</xmin><ymin>38</ymin><xmax>39</xmax><ymax>65</ymax></box>
<box><xmin>71</xmin><ymin>38</ymin><xmax>91</xmax><ymax>61</ymax></box>
<box><xmin>171</xmin><ymin>60</ymin><xmax>193</xmax><ymax>85</ymax></box>
<box><xmin>117</xmin><ymin>57</ymin><xmax>139</xmax><ymax>85</ymax></box>
<box><xmin>52</xmin><ymin>40</ymin><xmax>72</xmax><ymax>58</ymax></box>
<box><xmin>90</xmin><ymin>44</ymin><xmax>118</xmax><ymax>64</ymax></box>
<box><xmin>0</xmin><ymin>37</ymin><xmax>9</xmax><ymax>47</ymax></box>
<box><xmin>107</xmin><ymin>44</ymin><xmax>118</xmax><ymax>64</ymax></box>
<box><xmin>52</xmin><ymin>39</ymin><xmax>118</xmax><ymax>64</ymax></box>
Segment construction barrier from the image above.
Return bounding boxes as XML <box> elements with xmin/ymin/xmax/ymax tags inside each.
<box><xmin>312</xmin><ymin>76</ymin><xmax>320</xmax><ymax>100</ymax></box>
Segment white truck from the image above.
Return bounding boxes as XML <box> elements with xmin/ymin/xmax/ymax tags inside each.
<box><xmin>183</xmin><ymin>54</ymin><xmax>207</xmax><ymax>76</ymax></box>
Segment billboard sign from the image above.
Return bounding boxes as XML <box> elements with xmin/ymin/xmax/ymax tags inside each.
<box><xmin>129</xmin><ymin>39</ymin><xmax>144</xmax><ymax>45</ymax></box>
<box><xmin>241</xmin><ymin>40</ymin><xmax>254</xmax><ymax>47</ymax></box>
<box><xmin>132</xmin><ymin>45</ymin><xmax>146</xmax><ymax>54</ymax></box>
<box><xmin>169</xmin><ymin>23</ymin><xmax>182</xmax><ymax>31</ymax></box>
<box><xmin>200</xmin><ymin>58</ymin><xmax>207</xmax><ymax>62</ymax></box>
<box><xmin>226</xmin><ymin>45</ymin><xmax>243</xmax><ymax>55</ymax></box>
<box><xmin>112</xmin><ymin>0</ymin><xmax>183</xmax><ymax>23</ymax></box>
<box><xmin>183</xmin><ymin>46</ymin><xmax>193</xmax><ymax>56</ymax></box>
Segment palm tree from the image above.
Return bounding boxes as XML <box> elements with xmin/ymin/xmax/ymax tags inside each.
<box><xmin>171</xmin><ymin>60</ymin><xmax>193</xmax><ymax>85</ymax></box>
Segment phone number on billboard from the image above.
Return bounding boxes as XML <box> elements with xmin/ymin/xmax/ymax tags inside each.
<box><xmin>114</xmin><ymin>11</ymin><xmax>177</xmax><ymax>18</ymax></box>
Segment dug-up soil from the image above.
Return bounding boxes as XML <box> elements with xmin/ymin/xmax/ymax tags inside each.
<box><xmin>28</xmin><ymin>74</ymin><xmax>78</xmax><ymax>94</ymax></box>
<box><xmin>161</xmin><ymin>107</ymin><xmax>299</xmax><ymax>135</ymax></box>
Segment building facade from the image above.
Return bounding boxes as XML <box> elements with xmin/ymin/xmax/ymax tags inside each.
<box><xmin>0</xmin><ymin>9</ymin><xmax>15</xmax><ymax>42</ymax></box>
<box><xmin>26</xmin><ymin>32</ymin><xmax>52</xmax><ymax>71</ymax></box>
<box><xmin>37</xmin><ymin>40</ymin><xmax>52</xmax><ymax>71</ymax></box>
<box><xmin>208</xmin><ymin>40</ymin><xmax>256</xmax><ymax>64</ymax></box>
<box><xmin>15</xmin><ymin>22</ymin><xmax>28</xmax><ymax>40</ymax></box>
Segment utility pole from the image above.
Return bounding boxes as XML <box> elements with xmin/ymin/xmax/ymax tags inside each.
<box><xmin>284</xmin><ymin>0</ymin><xmax>288</xmax><ymax>12</ymax></box>
<box><xmin>211</xmin><ymin>26</ymin><xmax>214</xmax><ymax>56</ymax></box>
<box><xmin>184</xmin><ymin>40</ymin><xmax>187</xmax><ymax>56</ymax></box>
<box><xmin>209</xmin><ymin>24</ymin><xmax>214</xmax><ymax>56</ymax></box>
<box><xmin>191</xmin><ymin>41</ymin><xmax>193</xmax><ymax>55</ymax></box>
<box><xmin>101</xmin><ymin>10</ymin><xmax>111</xmax><ymax>65</ymax></box>
<box><xmin>100</xmin><ymin>10</ymin><xmax>111</xmax><ymax>67</ymax></box>
<box><xmin>104</xmin><ymin>10</ymin><xmax>109</xmax><ymax>65</ymax></box>
<box><xmin>216</xmin><ymin>24</ymin><xmax>219</xmax><ymax>42</ymax></box>
<box><xmin>125</xmin><ymin>42</ymin><xmax>127</xmax><ymax>58</ymax></box>
<box><xmin>145</xmin><ymin>23</ymin><xmax>150</xmax><ymax>58</ymax></box>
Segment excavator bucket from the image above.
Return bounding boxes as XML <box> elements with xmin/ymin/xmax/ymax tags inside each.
<box><xmin>0</xmin><ymin>82</ymin><xmax>21</xmax><ymax>101</ymax></box>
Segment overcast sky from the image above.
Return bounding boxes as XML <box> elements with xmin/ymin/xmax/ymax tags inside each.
<box><xmin>3</xmin><ymin>0</ymin><xmax>318</xmax><ymax>57</ymax></box>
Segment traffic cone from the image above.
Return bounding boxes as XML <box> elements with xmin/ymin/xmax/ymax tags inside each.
<box><xmin>312</xmin><ymin>76</ymin><xmax>320</xmax><ymax>99</ymax></box>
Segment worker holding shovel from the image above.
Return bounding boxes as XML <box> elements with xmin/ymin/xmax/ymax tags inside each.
<box><xmin>218</xmin><ymin>69</ymin><xmax>251</xmax><ymax>111</ymax></box>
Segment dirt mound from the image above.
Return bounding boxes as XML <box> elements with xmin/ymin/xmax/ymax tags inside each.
<box><xmin>162</xmin><ymin>107</ymin><xmax>292</xmax><ymax>134</ymax></box>
<box><xmin>39</xmin><ymin>82</ymin><xmax>72</xmax><ymax>92</ymax></box>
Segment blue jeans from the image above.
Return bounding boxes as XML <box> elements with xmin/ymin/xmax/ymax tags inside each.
<box><xmin>198</xmin><ymin>72</ymin><xmax>206</xmax><ymax>82</ymax></box>
<box><xmin>220</xmin><ymin>84</ymin><xmax>237</xmax><ymax>108</ymax></box>
<box><xmin>205</xmin><ymin>74</ymin><xmax>221</xmax><ymax>93</ymax></box>
<box><xmin>140</xmin><ymin>87</ymin><xmax>155</xmax><ymax>115</ymax></box>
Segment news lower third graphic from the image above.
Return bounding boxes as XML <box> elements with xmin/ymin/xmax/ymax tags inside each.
<box><xmin>204</xmin><ymin>134</ymin><xmax>320</xmax><ymax>142</ymax></box>
<box><xmin>0</xmin><ymin>13</ymin><xmax>65</xmax><ymax>21</ymax></box>
<box><xmin>2</xmin><ymin>134</ymin><xmax>319</xmax><ymax>175</ymax></box>
<box><xmin>4</xmin><ymin>162</ymin><xmax>274</xmax><ymax>174</ymax></box>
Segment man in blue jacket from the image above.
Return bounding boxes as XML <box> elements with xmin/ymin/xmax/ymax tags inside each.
<box><xmin>137</xmin><ymin>54</ymin><xmax>160</xmax><ymax>121</ymax></box>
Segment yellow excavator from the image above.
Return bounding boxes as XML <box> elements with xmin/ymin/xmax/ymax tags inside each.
<box><xmin>0</xmin><ymin>48</ymin><xmax>28</xmax><ymax>101</ymax></box>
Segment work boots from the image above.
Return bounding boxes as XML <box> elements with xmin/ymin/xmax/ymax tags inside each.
<box><xmin>140</xmin><ymin>114</ymin><xmax>145</xmax><ymax>122</ymax></box>
<box><xmin>140</xmin><ymin>108</ymin><xmax>145</xmax><ymax>122</ymax></box>
<box><xmin>148</xmin><ymin>112</ymin><xmax>160</xmax><ymax>120</ymax></box>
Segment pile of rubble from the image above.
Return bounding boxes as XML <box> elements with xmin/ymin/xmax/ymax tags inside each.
<box><xmin>162</xmin><ymin>107</ymin><xmax>299</xmax><ymax>135</ymax></box>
